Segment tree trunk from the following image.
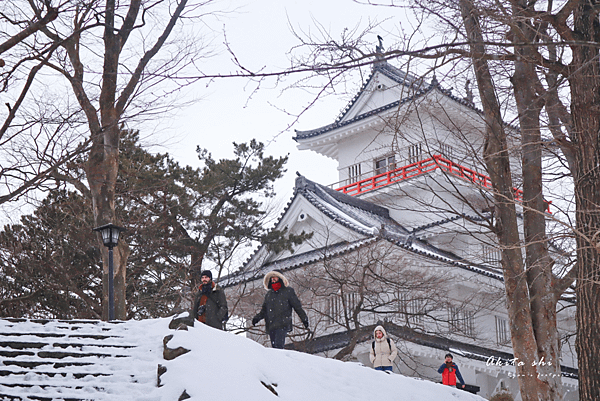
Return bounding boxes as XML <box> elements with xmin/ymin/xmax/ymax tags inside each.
<box><xmin>459</xmin><ymin>1</ymin><xmax>544</xmax><ymax>399</ymax></box>
<box><xmin>570</xmin><ymin>4</ymin><xmax>600</xmax><ymax>398</ymax></box>
<box><xmin>86</xmin><ymin>0</ymin><xmax>127</xmax><ymax>321</ymax></box>
<box><xmin>57</xmin><ymin>0</ymin><xmax>188</xmax><ymax>320</ymax></box>
<box><xmin>87</xmin><ymin>122</ymin><xmax>127</xmax><ymax>320</ymax></box>
<box><xmin>510</xmin><ymin>3</ymin><xmax>562</xmax><ymax>398</ymax></box>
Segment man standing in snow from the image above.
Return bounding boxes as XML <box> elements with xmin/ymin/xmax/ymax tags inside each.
<box><xmin>192</xmin><ymin>270</ymin><xmax>228</xmax><ymax>330</ymax></box>
<box><xmin>251</xmin><ymin>269</ymin><xmax>309</xmax><ymax>349</ymax></box>
<box><xmin>438</xmin><ymin>353</ymin><xmax>466</xmax><ymax>389</ymax></box>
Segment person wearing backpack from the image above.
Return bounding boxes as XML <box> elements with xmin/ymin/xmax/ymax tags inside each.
<box><xmin>369</xmin><ymin>325</ymin><xmax>397</xmax><ymax>372</ymax></box>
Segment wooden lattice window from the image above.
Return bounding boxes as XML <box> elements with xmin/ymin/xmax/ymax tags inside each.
<box><xmin>327</xmin><ymin>292</ymin><xmax>359</xmax><ymax>323</ymax></box>
<box><xmin>482</xmin><ymin>245</ymin><xmax>501</xmax><ymax>265</ymax></box>
<box><xmin>495</xmin><ymin>316</ymin><xmax>510</xmax><ymax>345</ymax></box>
<box><xmin>399</xmin><ymin>293</ymin><xmax>425</xmax><ymax>327</ymax></box>
<box><xmin>449</xmin><ymin>306</ymin><xmax>475</xmax><ymax>337</ymax></box>
<box><xmin>348</xmin><ymin>163</ymin><xmax>362</xmax><ymax>183</ymax></box>
<box><xmin>408</xmin><ymin>143</ymin><xmax>423</xmax><ymax>164</ymax></box>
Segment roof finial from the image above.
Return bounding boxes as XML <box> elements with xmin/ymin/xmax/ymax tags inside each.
<box><xmin>431</xmin><ymin>74</ymin><xmax>439</xmax><ymax>87</ymax></box>
<box><xmin>374</xmin><ymin>35</ymin><xmax>386</xmax><ymax>66</ymax></box>
<box><xmin>464</xmin><ymin>79</ymin><xmax>474</xmax><ymax>104</ymax></box>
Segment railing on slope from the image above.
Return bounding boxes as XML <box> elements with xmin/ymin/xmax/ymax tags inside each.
<box><xmin>334</xmin><ymin>155</ymin><xmax>552</xmax><ymax>213</ymax></box>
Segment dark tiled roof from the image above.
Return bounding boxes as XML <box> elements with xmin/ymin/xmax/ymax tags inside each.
<box><xmin>220</xmin><ymin>238</ymin><xmax>377</xmax><ymax>288</ymax></box>
<box><xmin>332</xmin><ymin>63</ymin><xmax>422</xmax><ymax>125</ymax></box>
<box><xmin>221</xmin><ymin>175</ymin><xmax>506</xmax><ymax>288</ymax></box>
<box><xmin>293</xmin><ymin>63</ymin><xmax>519</xmax><ymax>142</ymax></box>
<box><xmin>293</xmin><ymin>85</ymin><xmax>433</xmax><ymax>141</ymax></box>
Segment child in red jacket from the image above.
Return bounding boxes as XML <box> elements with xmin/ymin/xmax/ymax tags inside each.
<box><xmin>438</xmin><ymin>353</ymin><xmax>466</xmax><ymax>388</ymax></box>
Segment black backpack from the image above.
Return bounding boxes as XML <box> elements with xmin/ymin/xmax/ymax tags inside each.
<box><xmin>372</xmin><ymin>338</ymin><xmax>391</xmax><ymax>356</ymax></box>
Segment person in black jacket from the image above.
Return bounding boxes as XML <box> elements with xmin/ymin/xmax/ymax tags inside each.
<box><xmin>251</xmin><ymin>270</ymin><xmax>309</xmax><ymax>349</ymax></box>
<box><xmin>192</xmin><ymin>270</ymin><xmax>228</xmax><ymax>330</ymax></box>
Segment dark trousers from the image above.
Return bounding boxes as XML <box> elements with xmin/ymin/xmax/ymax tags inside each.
<box><xmin>269</xmin><ymin>329</ymin><xmax>288</xmax><ymax>349</ymax></box>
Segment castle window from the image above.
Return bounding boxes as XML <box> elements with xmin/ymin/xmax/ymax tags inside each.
<box><xmin>399</xmin><ymin>293</ymin><xmax>425</xmax><ymax>327</ymax></box>
<box><xmin>407</xmin><ymin>143</ymin><xmax>423</xmax><ymax>164</ymax></box>
<box><xmin>449</xmin><ymin>306</ymin><xmax>475</xmax><ymax>337</ymax></box>
<box><xmin>374</xmin><ymin>155</ymin><xmax>396</xmax><ymax>175</ymax></box>
<box><xmin>496</xmin><ymin>316</ymin><xmax>510</xmax><ymax>345</ymax></box>
<box><xmin>348</xmin><ymin>163</ymin><xmax>362</xmax><ymax>183</ymax></box>
<box><xmin>482</xmin><ymin>245</ymin><xmax>501</xmax><ymax>265</ymax></box>
<box><xmin>326</xmin><ymin>292</ymin><xmax>359</xmax><ymax>324</ymax></box>
<box><xmin>438</xmin><ymin>143</ymin><xmax>454</xmax><ymax>159</ymax></box>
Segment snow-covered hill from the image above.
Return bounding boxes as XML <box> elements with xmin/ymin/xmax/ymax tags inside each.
<box><xmin>0</xmin><ymin>316</ymin><xmax>489</xmax><ymax>400</ymax></box>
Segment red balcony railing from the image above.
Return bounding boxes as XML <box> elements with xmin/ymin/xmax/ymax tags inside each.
<box><xmin>335</xmin><ymin>155</ymin><xmax>552</xmax><ymax>213</ymax></box>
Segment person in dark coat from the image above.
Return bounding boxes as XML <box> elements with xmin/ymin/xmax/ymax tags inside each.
<box><xmin>192</xmin><ymin>270</ymin><xmax>228</xmax><ymax>330</ymax></box>
<box><xmin>251</xmin><ymin>269</ymin><xmax>309</xmax><ymax>349</ymax></box>
<box><xmin>438</xmin><ymin>353</ymin><xmax>466</xmax><ymax>388</ymax></box>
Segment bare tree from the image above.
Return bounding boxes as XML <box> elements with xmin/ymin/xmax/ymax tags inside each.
<box><xmin>298</xmin><ymin>239</ymin><xmax>499</xmax><ymax>358</ymax></box>
<box><xmin>268</xmin><ymin>1</ymin><xmax>592</xmax><ymax>398</ymax></box>
<box><xmin>227</xmin><ymin>221</ymin><xmax>505</xmax><ymax>373</ymax></box>
<box><xmin>0</xmin><ymin>0</ymin><xmax>218</xmax><ymax>320</ymax></box>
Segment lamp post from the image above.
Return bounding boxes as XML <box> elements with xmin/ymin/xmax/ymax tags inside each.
<box><xmin>93</xmin><ymin>223</ymin><xmax>125</xmax><ymax>321</ymax></box>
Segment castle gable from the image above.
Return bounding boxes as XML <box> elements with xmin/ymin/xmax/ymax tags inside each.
<box><xmin>337</xmin><ymin>64</ymin><xmax>420</xmax><ymax>123</ymax></box>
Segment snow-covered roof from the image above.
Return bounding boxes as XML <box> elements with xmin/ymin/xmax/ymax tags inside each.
<box><xmin>294</xmin><ymin>64</ymin><xmax>486</xmax><ymax>142</ymax></box>
<box><xmin>332</xmin><ymin>63</ymin><xmax>422</xmax><ymax>124</ymax></box>
<box><xmin>295</xmin><ymin>175</ymin><xmax>410</xmax><ymax>239</ymax></box>
<box><xmin>220</xmin><ymin>238</ymin><xmax>378</xmax><ymax>288</ymax></box>
<box><xmin>221</xmin><ymin>175</ymin><xmax>505</xmax><ymax>289</ymax></box>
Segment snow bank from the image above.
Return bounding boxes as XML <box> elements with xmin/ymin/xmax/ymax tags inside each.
<box><xmin>150</xmin><ymin>321</ymin><xmax>488</xmax><ymax>401</ymax></box>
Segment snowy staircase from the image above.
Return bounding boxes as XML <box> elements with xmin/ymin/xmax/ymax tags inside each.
<box><xmin>0</xmin><ymin>318</ymin><xmax>165</xmax><ymax>401</ymax></box>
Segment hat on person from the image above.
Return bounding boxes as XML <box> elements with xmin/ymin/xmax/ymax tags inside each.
<box><xmin>200</xmin><ymin>270</ymin><xmax>213</xmax><ymax>280</ymax></box>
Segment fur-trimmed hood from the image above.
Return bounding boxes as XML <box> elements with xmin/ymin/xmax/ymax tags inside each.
<box><xmin>263</xmin><ymin>270</ymin><xmax>289</xmax><ymax>290</ymax></box>
<box><xmin>373</xmin><ymin>325</ymin><xmax>388</xmax><ymax>339</ymax></box>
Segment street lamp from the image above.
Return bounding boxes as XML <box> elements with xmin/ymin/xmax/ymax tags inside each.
<box><xmin>93</xmin><ymin>223</ymin><xmax>125</xmax><ymax>321</ymax></box>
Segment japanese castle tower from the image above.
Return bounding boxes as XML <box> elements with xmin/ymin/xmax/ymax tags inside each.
<box><xmin>222</xmin><ymin>60</ymin><xmax>578</xmax><ymax>400</ymax></box>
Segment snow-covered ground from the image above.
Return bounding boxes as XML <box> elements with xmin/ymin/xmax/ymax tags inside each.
<box><xmin>154</xmin><ymin>315</ymin><xmax>488</xmax><ymax>401</ymax></box>
<box><xmin>0</xmin><ymin>316</ymin><xmax>489</xmax><ymax>400</ymax></box>
<box><xmin>0</xmin><ymin>317</ymin><xmax>167</xmax><ymax>401</ymax></box>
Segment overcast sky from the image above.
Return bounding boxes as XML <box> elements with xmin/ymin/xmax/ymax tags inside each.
<box><xmin>150</xmin><ymin>0</ymin><xmax>412</xmax><ymax>206</ymax></box>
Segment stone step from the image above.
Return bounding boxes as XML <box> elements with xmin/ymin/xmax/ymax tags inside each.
<box><xmin>0</xmin><ymin>369</ymin><xmax>110</xmax><ymax>379</ymax></box>
<box><xmin>0</xmin><ymin>350</ymin><xmax>35</xmax><ymax>358</ymax></box>
<box><xmin>0</xmin><ymin>317</ymin><xmax>164</xmax><ymax>400</ymax></box>
<box><xmin>2</xmin><ymin>360</ymin><xmax>95</xmax><ymax>369</ymax></box>
<box><xmin>0</xmin><ymin>346</ymin><xmax>133</xmax><ymax>359</ymax></box>
<box><xmin>0</xmin><ymin>333</ymin><xmax>136</xmax><ymax>349</ymax></box>
<box><xmin>2</xmin><ymin>318</ymin><xmax>125</xmax><ymax>326</ymax></box>
<box><xmin>0</xmin><ymin>392</ymin><xmax>83</xmax><ymax>401</ymax></box>
<box><xmin>50</xmin><ymin>342</ymin><xmax>135</xmax><ymax>349</ymax></box>
<box><xmin>0</xmin><ymin>333</ymin><xmax>127</xmax><ymax>340</ymax></box>
<box><xmin>0</xmin><ymin>383</ymin><xmax>105</xmax><ymax>401</ymax></box>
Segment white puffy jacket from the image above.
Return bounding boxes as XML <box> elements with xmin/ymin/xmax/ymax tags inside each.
<box><xmin>369</xmin><ymin>325</ymin><xmax>398</xmax><ymax>368</ymax></box>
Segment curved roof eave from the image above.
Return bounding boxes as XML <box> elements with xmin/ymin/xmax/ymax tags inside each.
<box><xmin>294</xmin><ymin>76</ymin><xmax>520</xmax><ymax>143</ymax></box>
